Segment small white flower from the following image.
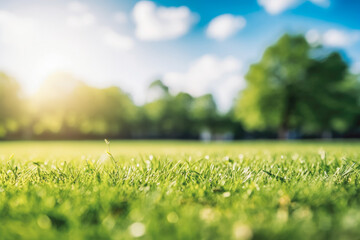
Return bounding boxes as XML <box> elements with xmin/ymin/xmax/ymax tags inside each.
<box><xmin>223</xmin><ymin>192</ymin><xmax>231</xmax><ymax>198</ymax></box>
<box><xmin>129</xmin><ymin>222</ymin><xmax>145</xmax><ymax>237</ymax></box>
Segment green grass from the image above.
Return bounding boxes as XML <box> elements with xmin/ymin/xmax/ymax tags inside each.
<box><xmin>1</xmin><ymin>140</ymin><xmax>360</xmax><ymax>240</ymax></box>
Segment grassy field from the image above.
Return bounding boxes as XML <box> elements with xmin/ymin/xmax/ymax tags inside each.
<box><xmin>1</xmin><ymin>140</ymin><xmax>360</xmax><ymax>240</ymax></box>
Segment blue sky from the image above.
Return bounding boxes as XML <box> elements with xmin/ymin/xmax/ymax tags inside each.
<box><xmin>0</xmin><ymin>0</ymin><xmax>359</xmax><ymax>111</ymax></box>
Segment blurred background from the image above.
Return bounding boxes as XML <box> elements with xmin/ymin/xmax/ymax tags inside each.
<box><xmin>0</xmin><ymin>0</ymin><xmax>359</xmax><ymax>140</ymax></box>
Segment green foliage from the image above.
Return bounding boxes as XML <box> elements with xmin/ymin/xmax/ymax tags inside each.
<box><xmin>1</xmin><ymin>141</ymin><xmax>360</xmax><ymax>239</ymax></box>
<box><xmin>190</xmin><ymin>94</ymin><xmax>218</xmax><ymax>129</ymax></box>
<box><xmin>140</xmin><ymin>81</ymin><xmax>220</xmax><ymax>138</ymax></box>
<box><xmin>235</xmin><ymin>34</ymin><xmax>359</xmax><ymax>138</ymax></box>
<box><xmin>0</xmin><ymin>76</ymin><xmax>225</xmax><ymax>139</ymax></box>
<box><xmin>0</xmin><ymin>72</ymin><xmax>23</xmax><ymax>137</ymax></box>
<box><xmin>29</xmin><ymin>73</ymin><xmax>138</xmax><ymax>138</ymax></box>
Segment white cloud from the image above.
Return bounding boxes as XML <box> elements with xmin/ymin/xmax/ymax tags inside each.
<box><xmin>67</xmin><ymin>1</ymin><xmax>95</xmax><ymax>27</ymax></box>
<box><xmin>258</xmin><ymin>0</ymin><xmax>299</xmax><ymax>15</ymax></box>
<box><xmin>305</xmin><ymin>29</ymin><xmax>321</xmax><ymax>44</ymax></box>
<box><xmin>322</xmin><ymin>29</ymin><xmax>360</xmax><ymax>47</ymax></box>
<box><xmin>67</xmin><ymin>3</ymin><xmax>133</xmax><ymax>49</ymax></box>
<box><xmin>206</xmin><ymin>14</ymin><xmax>246</xmax><ymax>41</ymax></box>
<box><xmin>306</xmin><ymin>29</ymin><xmax>360</xmax><ymax>47</ymax></box>
<box><xmin>0</xmin><ymin>10</ymin><xmax>37</xmax><ymax>44</ymax></box>
<box><xmin>163</xmin><ymin>55</ymin><xmax>244</xmax><ymax>111</ymax></box>
<box><xmin>68</xmin><ymin>1</ymin><xmax>88</xmax><ymax>13</ymax></box>
<box><xmin>114</xmin><ymin>12</ymin><xmax>128</xmax><ymax>24</ymax></box>
<box><xmin>67</xmin><ymin>13</ymin><xmax>95</xmax><ymax>27</ymax></box>
<box><xmin>103</xmin><ymin>28</ymin><xmax>134</xmax><ymax>51</ymax></box>
<box><xmin>132</xmin><ymin>1</ymin><xmax>196</xmax><ymax>41</ymax></box>
<box><xmin>258</xmin><ymin>0</ymin><xmax>329</xmax><ymax>15</ymax></box>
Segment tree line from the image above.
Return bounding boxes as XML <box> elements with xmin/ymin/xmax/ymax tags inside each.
<box><xmin>0</xmin><ymin>34</ymin><xmax>359</xmax><ymax>140</ymax></box>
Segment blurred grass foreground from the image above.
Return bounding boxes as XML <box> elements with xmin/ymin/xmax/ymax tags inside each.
<box><xmin>1</xmin><ymin>140</ymin><xmax>360</xmax><ymax>239</ymax></box>
<box><xmin>0</xmin><ymin>34</ymin><xmax>360</xmax><ymax>140</ymax></box>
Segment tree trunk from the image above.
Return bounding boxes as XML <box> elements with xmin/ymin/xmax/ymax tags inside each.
<box><xmin>321</xmin><ymin>130</ymin><xmax>332</xmax><ymax>139</ymax></box>
<box><xmin>278</xmin><ymin>127</ymin><xmax>289</xmax><ymax>140</ymax></box>
<box><xmin>278</xmin><ymin>93</ymin><xmax>294</xmax><ymax>139</ymax></box>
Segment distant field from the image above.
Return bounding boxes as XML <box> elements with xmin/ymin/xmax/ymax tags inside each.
<box><xmin>1</xmin><ymin>140</ymin><xmax>360</xmax><ymax>240</ymax></box>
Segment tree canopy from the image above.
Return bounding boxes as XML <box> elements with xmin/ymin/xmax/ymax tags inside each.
<box><xmin>234</xmin><ymin>34</ymin><xmax>359</xmax><ymax>138</ymax></box>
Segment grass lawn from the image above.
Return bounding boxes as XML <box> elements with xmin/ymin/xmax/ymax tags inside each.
<box><xmin>1</xmin><ymin>140</ymin><xmax>360</xmax><ymax>240</ymax></box>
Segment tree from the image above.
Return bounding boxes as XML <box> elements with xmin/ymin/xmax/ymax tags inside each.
<box><xmin>142</xmin><ymin>81</ymin><xmax>196</xmax><ymax>138</ymax></box>
<box><xmin>66</xmin><ymin>85</ymin><xmax>137</xmax><ymax>137</ymax></box>
<box><xmin>141</xmin><ymin>80</ymin><xmax>171</xmax><ymax>137</ymax></box>
<box><xmin>141</xmin><ymin>80</ymin><xmax>221</xmax><ymax>138</ymax></box>
<box><xmin>0</xmin><ymin>73</ymin><xmax>23</xmax><ymax>138</ymax></box>
<box><xmin>165</xmin><ymin>92</ymin><xmax>194</xmax><ymax>138</ymax></box>
<box><xmin>190</xmin><ymin>94</ymin><xmax>218</xmax><ymax>132</ymax></box>
<box><xmin>234</xmin><ymin>34</ymin><xmax>358</xmax><ymax>138</ymax></box>
<box><xmin>30</xmin><ymin>72</ymin><xmax>138</xmax><ymax>138</ymax></box>
<box><xmin>30</xmin><ymin>72</ymin><xmax>84</xmax><ymax>137</ymax></box>
<box><xmin>298</xmin><ymin>53</ymin><xmax>359</xmax><ymax>135</ymax></box>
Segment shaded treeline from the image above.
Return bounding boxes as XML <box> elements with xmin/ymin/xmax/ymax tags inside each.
<box><xmin>0</xmin><ymin>73</ymin><xmax>242</xmax><ymax>140</ymax></box>
<box><xmin>1</xmin><ymin>34</ymin><xmax>360</xmax><ymax>140</ymax></box>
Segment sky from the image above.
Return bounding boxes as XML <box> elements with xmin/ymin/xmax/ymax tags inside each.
<box><xmin>0</xmin><ymin>0</ymin><xmax>359</xmax><ymax>111</ymax></box>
